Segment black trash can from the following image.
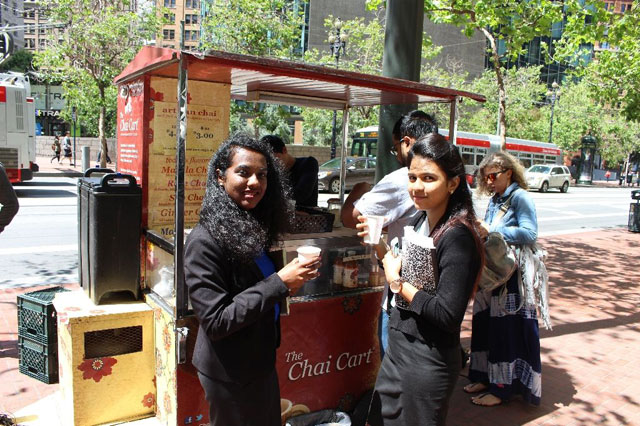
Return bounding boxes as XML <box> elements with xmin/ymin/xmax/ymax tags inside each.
<box><xmin>78</xmin><ymin>170</ymin><xmax>142</xmax><ymax>304</ymax></box>
<box><xmin>629</xmin><ymin>190</ymin><xmax>640</xmax><ymax>233</ymax></box>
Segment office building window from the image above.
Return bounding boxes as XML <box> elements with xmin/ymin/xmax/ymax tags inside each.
<box><xmin>164</xmin><ymin>0</ymin><xmax>176</xmax><ymax>8</ymax></box>
<box><xmin>163</xmin><ymin>12</ymin><xmax>175</xmax><ymax>23</ymax></box>
<box><xmin>185</xmin><ymin>14</ymin><xmax>198</xmax><ymax>25</ymax></box>
<box><xmin>184</xmin><ymin>30</ymin><xmax>199</xmax><ymax>41</ymax></box>
<box><xmin>27</xmin><ymin>39</ymin><xmax>35</xmax><ymax>49</ymax></box>
<box><xmin>185</xmin><ymin>0</ymin><xmax>199</xmax><ymax>9</ymax></box>
<box><xmin>163</xmin><ymin>29</ymin><xmax>176</xmax><ymax>40</ymax></box>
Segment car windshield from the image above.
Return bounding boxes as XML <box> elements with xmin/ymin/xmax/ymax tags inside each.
<box><xmin>321</xmin><ymin>158</ymin><xmax>354</xmax><ymax>168</ymax></box>
<box><xmin>528</xmin><ymin>165</ymin><xmax>550</xmax><ymax>173</ymax></box>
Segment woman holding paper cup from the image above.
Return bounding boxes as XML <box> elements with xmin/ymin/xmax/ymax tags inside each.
<box><xmin>184</xmin><ymin>134</ymin><xmax>320</xmax><ymax>426</ymax></box>
<box><xmin>368</xmin><ymin>134</ymin><xmax>483</xmax><ymax>426</ymax></box>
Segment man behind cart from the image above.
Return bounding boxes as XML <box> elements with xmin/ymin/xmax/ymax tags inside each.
<box><xmin>262</xmin><ymin>135</ymin><xmax>319</xmax><ymax>207</ymax></box>
<box><xmin>341</xmin><ymin>110</ymin><xmax>438</xmax><ymax>356</ymax></box>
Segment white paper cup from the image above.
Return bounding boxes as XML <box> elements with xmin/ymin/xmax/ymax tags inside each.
<box><xmin>363</xmin><ymin>215</ymin><xmax>385</xmax><ymax>245</ymax></box>
<box><xmin>297</xmin><ymin>246</ymin><xmax>321</xmax><ymax>263</ymax></box>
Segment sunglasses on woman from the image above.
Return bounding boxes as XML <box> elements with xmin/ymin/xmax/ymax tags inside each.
<box><xmin>485</xmin><ymin>169</ymin><xmax>508</xmax><ymax>182</ymax></box>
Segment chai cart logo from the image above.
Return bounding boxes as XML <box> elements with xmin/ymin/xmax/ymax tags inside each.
<box><xmin>284</xmin><ymin>347</ymin><xmax>375</xmax><ymax>381</ymax></box>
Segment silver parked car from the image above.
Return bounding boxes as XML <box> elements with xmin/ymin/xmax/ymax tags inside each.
<box><xmin>317</xmin><ymin>157</ymin><xmax>376</xmax><ymax>193</ymax></box>
<box><xmin>526</xmin><ymin>164</ymin><xmax>571</xmax><ymax>193</ymax></box>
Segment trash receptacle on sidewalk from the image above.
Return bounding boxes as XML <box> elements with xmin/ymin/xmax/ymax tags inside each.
<box><xmin>78</xmin><ymin>169</ymin><xmax>142</xmax><ymax>304</ymax></box>
<box><xmin>629</xmin><ymin>190</ymin><xmax>640</xmax><ymax>233</ymax></box>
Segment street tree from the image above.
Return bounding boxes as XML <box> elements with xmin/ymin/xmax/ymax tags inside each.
<box><xmin>302</xmin><ymin>7</ymin><xmax>440</xmax><ymax>146</ymax></box>
<box><xmin>200</xmin><ymin>0</ymin><xmax>305</xmax><ymax>58</ymax></box>
<box><xmin>558</xmin><ymin>3</ymin><xmax>640</xmax><ymax>124</ymax></box>
<box><xmin>367</xmin><ymin>0</ymin><xmax>603</xmax><ymax>149</ymax></box>
<box><xmin>0</xmin><ymin>49</ymin><xmax>34</xmax><ymax>73</ymax></box>
<box><xmin>33</xmin><ymin>0</ymin><xmax>160</xmax><ymax>167</ymax></box>
<box><xmin>200</xmin><ymin>0</ymin><xmax>305</xmax><ymax>139</ymax></box>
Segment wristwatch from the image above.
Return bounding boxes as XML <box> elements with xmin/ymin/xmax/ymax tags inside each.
<box><xmin>389</xmin><ymin>278</ymin><xmax>403</xmax><ymax>294</ymax></box>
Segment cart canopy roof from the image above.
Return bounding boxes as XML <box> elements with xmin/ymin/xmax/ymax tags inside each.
<box><xmin>114</xmin><ymin>47</ymin><xmax>485</xmax><ymax>109</ymax></box>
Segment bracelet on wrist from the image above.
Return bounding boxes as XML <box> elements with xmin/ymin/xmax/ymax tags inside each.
<box><xmin>389</xmin><ymin>278</ymin><xmax>403</xmax><ymax>294</ymax></box>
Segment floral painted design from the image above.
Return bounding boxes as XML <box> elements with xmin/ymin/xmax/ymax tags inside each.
<box><xmin>162</xmin><ymin>324</ymin><xmax>172</xmax><ymax>352</ymax></box>
<box><xmin>64</xmin><ymin>306</ymin><xmax>82</xmax><ymax>312</ymax></box>
<box><xmin>142</xmin><ymin>392</ymin><xmax>156</xmax><ymax>408</ymax></box>
<box><xmin>149</xmin><ymin>88</ymin><xmax>164</xmax><ymax>102</ymax></box>
<box><xmin>342</xmin><ymin>295</ymin><xmax>362</xmax><ymax>315</ymax></box>
<box><xmin>163</xmin><ymin>393</ymin><xmax>172</xmax><ymax>416</ymax></box>
<box><xmin>77</xmin><ymin>357</ymin><xmax>118</xmax><ymax>382</ymax></box>
<box><xmin>58</xmin><ymin>312</ymin><xmax>69</xmax><ymax>325</ymax></box>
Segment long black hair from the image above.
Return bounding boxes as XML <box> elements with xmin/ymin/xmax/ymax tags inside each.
<box><xmin>408</xmin><ymin>134</ymin><xmax>484</xmax><ymax>288</ymax></box>
<box><xmin>199</xmin><ymin>133</ymin><xmax>293</xmax><ymax>263</ymax></box>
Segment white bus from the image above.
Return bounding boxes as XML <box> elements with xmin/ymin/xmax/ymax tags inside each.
<box><xmin>0</xmin><ymin>73</ymin><xmax>38</xmax><ymax>183</ymax></box>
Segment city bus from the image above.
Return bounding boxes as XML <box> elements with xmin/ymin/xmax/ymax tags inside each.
<box><xmin>350</xmin><ymin>125</ymin><xmax>562</xmax><ymax>185</ymax></box>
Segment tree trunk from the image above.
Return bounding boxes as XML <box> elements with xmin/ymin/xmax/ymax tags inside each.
<box><xmin>480</xmin><ymin>27</ymin><xmax>507</xmax><ymax>149</ymax></box>
<box><xmin>99</xmin><ymin>85</ymin><xmax>108</xmax><ymax>169</ymax></box>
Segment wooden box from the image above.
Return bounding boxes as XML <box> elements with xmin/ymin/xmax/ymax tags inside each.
<box><xmin>53</xmin><ymin>291</ymin><xmax>155</xmax><ymax>426</ymax></box>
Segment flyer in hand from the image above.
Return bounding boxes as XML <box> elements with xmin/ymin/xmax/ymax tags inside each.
<box><xmin>396</xmin><ymin>227</ymin><xmax>438</xmax><ymax>310</ymax></box>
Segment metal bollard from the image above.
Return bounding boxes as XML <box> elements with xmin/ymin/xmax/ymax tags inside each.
<box><xmin>629</xmin><ymin>190</ymin><xmax>640</xmax><ymax>233</ymax></box>
<box><xmin>82</xmin><ymin>146</ymin><xmax>90</xmax><ymax>172</ymax></box>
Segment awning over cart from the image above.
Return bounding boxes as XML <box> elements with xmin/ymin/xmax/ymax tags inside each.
<box><xmin>114</xmin><ymin>47</ymin><xmax>485</xmax><ymax>109</ymax></box>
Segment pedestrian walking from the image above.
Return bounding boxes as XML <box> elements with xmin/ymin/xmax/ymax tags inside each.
<box><xmin>0</xmin><ymin>162</ymin><xmax>19</xmax><ymax>234</ymax></box>
<box><xmin>605</xmin><ymin>170</ymin><xmax>611</xmax><ymax>182</ymax></box>
<box><xmin>367</xmin><ymin>134</ymin><xmax>483</xmax><ymax>425</ymax></box>
<box><xmin>184</xmin><ymin>134</ymin><xmax>320</xmax><ymax>426</ymax></box>
<box><xmin>50</xmin><ymin>135</ymin><xmax>61</xmax><ymax>163</ymax></box>
<box><xmin>465</xmin><ymin>151</ymin><xmax>542</xmax><ymax>407</ymax></box>
<box><xmin>61</xmin><ymin>132</ymin><xmax>73</xmax><ymax>165</ymax></box>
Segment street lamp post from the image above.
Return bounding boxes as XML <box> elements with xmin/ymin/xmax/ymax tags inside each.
<box><xmin>547</xmin><ymin>81</ymin><xmax>560</xmax><ymax>144</ymax></box>
<box><xmin>328</xmin><ymin>18</ymin><xmax>347</xmax><ymax>159</ymax></box>
<box><xmin>71</xmin><ymin>106</ymin><xmax>77</xmax><ymax>166</ymax></box>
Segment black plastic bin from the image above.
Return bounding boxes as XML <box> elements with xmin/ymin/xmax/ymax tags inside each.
<box><xmin>629</xmin><ymin>190</ymin><xmax>640</xmax><ymax>233</ymax></box>
<box><xmin>78</xmin><ymin>170</ymin><xmax>142</xmax><ymax>304</ymax></box>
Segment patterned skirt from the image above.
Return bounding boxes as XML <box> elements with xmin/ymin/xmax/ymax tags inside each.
<box><xmin>468</xmin><ymin>269</ymin><xmax>542</xmax><ymax>405</ymax></box>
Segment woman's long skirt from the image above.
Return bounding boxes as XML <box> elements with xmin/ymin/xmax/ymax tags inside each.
<box><xmin>468</xmin><ymin>269</ymin><xmax>542</xmax><ymax>405</ymax></box>
<box><xmin>369</xmin><ymin>327</ymin><xmax>461</xmax><ymax>426</ymax></box>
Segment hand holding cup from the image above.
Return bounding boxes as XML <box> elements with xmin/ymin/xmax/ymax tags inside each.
<box><xmin>278</xmin><ymin>246</ymin><xmax>322</xmax><ymax>295</ymax></box>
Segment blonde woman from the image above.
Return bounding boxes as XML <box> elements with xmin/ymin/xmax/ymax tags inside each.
<box><xmin>464</xmin><ymin>152</ymin><xmax>542</xmax><ymax>407</ymax></box>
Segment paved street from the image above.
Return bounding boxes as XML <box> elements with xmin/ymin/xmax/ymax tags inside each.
<box><xmin>0</xmin><ymin>178</ymin><xmax>636</xmax><ymax>289</ymax></box>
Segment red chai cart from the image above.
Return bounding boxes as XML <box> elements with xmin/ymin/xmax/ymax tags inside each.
<box><xmin>112</xmin><ymin>46</ymin><xmax>485</xmax><ymax>425</ymax></box>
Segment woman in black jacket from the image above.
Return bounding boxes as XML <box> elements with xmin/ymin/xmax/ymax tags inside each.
<box><xmin>184</xmin><ymin>134</ymin><xmax>320</xmax><ymax>426</ymax></box>
<box><xmin>368</xmin><ymin>134</ymin><xmax>483</xmax><ymax>425</ymax></box>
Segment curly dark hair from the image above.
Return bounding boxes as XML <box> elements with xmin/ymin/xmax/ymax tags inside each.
<box><xmin>408</xmin><ymin>134</ymin><xmax>484</xmax><ymax>292</ymax></box>
<box><xmin>199</xmin><ymin>133</ymin><xmax>293</xmax><ymax>263</ymax></box>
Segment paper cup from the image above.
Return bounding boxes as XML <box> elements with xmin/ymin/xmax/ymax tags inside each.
<box><xmin>297</xmin><ymin>246</ymin><xmax>321</xmax><ymax>263</ymax></box>
<box><xmin>363</xmin><ymin>215</ymin><xmax>385</xmax><ymax>245</ymax></box>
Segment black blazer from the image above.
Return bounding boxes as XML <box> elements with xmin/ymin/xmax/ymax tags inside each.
<box><xmin>184</xmin><ymin>224</ymin><xmax>289</xmax><ymax>384</ymax></box>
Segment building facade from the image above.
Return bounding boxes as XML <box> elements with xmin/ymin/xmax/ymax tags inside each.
<box><xmin>2</xmin><ymin>0</ymin><xmax>24</xmax><ymax>49</ymax></box>
<box><xmin>157</xmin><ymin>0</ymin><xmax>201</xmax><ymax>49</ymax></box>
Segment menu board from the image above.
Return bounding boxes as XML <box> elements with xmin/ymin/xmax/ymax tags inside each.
<box><xmin>146</xmin><ymin>77</ymin><xmax>230</xmax><ymax>237</ymax></box>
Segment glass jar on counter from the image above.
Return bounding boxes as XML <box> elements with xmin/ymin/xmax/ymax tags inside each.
<box><xmin>342</xmin><ymin>250</ymin><xmax>359</xmax><ymax>288</ymax></box>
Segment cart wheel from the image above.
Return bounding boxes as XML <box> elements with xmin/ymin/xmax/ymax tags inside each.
<box><xmin>539</xmin><ymin>181</ymin><xmax>548</xmax><ymax>193</ymax></box>
<box><xmin>330</xmin><ymin>178</ymin><xmax>341</xmax><ymax>194</ymax></box>
<box><xmin>560</xmin><ymin>181</ymin><xmax>569</xmax><ymax>193</ymax></box>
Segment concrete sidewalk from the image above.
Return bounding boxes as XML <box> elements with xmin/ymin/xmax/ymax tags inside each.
<box><xmin>1</xmin><ymin>228</ymin><xmax>639</xmax><ymax>425</ymax></box>
<box><xmin>33</xmin><ymin>155</ymin><xmax>111</xmax><ymax>178</ymax></box>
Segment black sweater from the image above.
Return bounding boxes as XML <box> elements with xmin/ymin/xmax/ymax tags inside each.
<box><xmin>389</xmin><ymin>224</ymin><xmax>481</xmax><ymax>348</ymax></box>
